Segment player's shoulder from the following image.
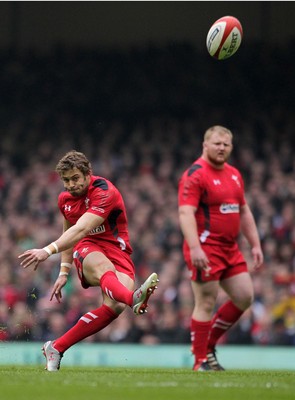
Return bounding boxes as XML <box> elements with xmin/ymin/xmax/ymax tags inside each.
<box><xmin>91</xmin><ymin>175</ymin><xmax>110</xmax><ymax>190</ymax></box>
<box><xmin>58</xmin><ymin>190</ymin><xmax>70</xmax><ymax>201</ymax></box>
<box><xmin>57</xmin><ymin>190</ymin><xmax>71</xmax><ymax>207</ymax></box>
<box><xmin>224</xmin><ymin>162</ymin><xmax>241</xmax><ymax>175</ymax></box>
<box><xmin>184</xmin><ymin>158</ymin><xmax>207</xmax><ymax>178</ymax></box>
<box><xmin>90</xmin><ymin>175</ymin><xmax>117</xmax><ymax>193</ymax></box>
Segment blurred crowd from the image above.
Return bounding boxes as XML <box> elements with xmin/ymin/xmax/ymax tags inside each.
<box><xmin>0</xmin><ymin>40</ymin><xmax>295</xmax><ymax>346</ymax></box>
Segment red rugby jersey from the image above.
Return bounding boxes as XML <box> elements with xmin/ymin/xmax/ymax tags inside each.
<box><xmin>58</xmin><ymin>175</ymin><xmax>132</xmax><ymax>254</ymax></box>
<box><xmin>178</xmin><ymin>157</ymin><xmax>246</xmax><ymax>245</ymax></box>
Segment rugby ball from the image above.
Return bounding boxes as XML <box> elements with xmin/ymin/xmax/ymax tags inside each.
<box><xmin>206</xmin><ymin>16</ymin><xmax>243</xmax><ymax>60</ymax></box>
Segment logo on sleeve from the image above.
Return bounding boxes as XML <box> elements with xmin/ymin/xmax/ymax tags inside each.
<box><xmin>91</xmin><ymin>206</ymin><xmax>105</xmax><ymax>213</ymax></box>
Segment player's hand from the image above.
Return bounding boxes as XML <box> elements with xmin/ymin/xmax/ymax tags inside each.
<box><xmin>190</xmin><ymin>246</ymin><xmax>211</xmax><ymax>274</ymax></box>
<box><xmin>18</xmin><ymin>248</ymin><xmax>49</xmax><ymax>270</ymax></box>
<box><xmin>252</xmin><ymin>246</ymin><xmax>264</xmax><ymax>270</ymax></box>
<box><xmin>50</xmin><ymin>276</ymin><xmax>68</xmax><ymax>303</ymax></box>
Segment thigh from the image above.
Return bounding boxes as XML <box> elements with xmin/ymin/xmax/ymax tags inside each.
<box><xmin>82</xmin><ymin>251</ymin><xmax>135</xmax><ymax>290</ymax></box>
<box><xmin>83</xmin><ymin>251</ymin><xmax>115</xmax><ymax>286</ymax></box>
<box><xmin>74</xmin><ymin>241</ymin><xmax>135</xmax><ymax>288</ymax></box>
<box><xmin>102</xmin><ymin>270</ymin><xmax>135</xmax><ymax>312</ymax></box>
<box><xmin>191</xmin><ymin>280</ymin><xmax>220</xmax><ymax>319</ymax></box>
<box><xmin>82</xmin><ymin>251</ymin><xmax>135</xmax><ymax>313</ymax></box>
<box><xmin>220</xmin><ymin>272</ymin><xmax>254</xmax><ymax>308</ymax></box>
<box><xmin>116</xmin><ymin>270</ymin><xmax>134</xmax><ymax>291</ymax></box>
<box><xmin>191</xmin><ymin>280</ymin><xmax>220</xmax><ymax>302</ymax></box>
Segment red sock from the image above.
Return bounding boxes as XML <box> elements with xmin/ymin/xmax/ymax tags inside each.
<box><xmin>208</xmin><ymin>300</ymin><xmax>244</xmax><ymax>351</ymax></box>
<box><xmin>53</xmin><ymin>304</ymin><xmax>118</xmax><ymax>353</ymax></box>
<box><xmin>191</xmin><ymin>319</ymin><xmax>211</xmax><ymax>365</ymax></box>
<box><xmin>100</xmin><ymin>271</ymin><xmax>133</xmax><ymax>305</ymax></box>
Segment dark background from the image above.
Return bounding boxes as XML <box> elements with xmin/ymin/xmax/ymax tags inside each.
<box><xmin>1</xmin><ymin>2</ymin><xmax>294</xmax><ymax>51</ymax></box>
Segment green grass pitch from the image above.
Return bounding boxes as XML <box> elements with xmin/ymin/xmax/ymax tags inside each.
<box><xmin>0</xmin><ymin>366</ymin><xmax>294</xmax><ymax>400</ymax></box>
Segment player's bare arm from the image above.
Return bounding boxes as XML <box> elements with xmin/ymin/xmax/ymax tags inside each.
<box><xmin>240</xmin><ymin>203</ymin><xmax>264</xmax><ymax>269</ymax></box>
<box><xmin>49</xmin><ymin>219</ymin><xmax>74</xmax><ymax>303</ymax></box>
<box><xmin>60</xmin><ymin>218</ymin><xmax>75</xmax><ymax>264</ymax></box>
<box><xmin>18</xmin><ymin>212</ymin><xmax>105</xmax><ymax>269</ymax></box>
<box><xmin>179</xmin><ymin>205</ymin><xmax>209</xmax><ymax>271</ymax></box>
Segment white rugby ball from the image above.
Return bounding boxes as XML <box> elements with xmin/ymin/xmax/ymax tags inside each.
<box><xmin>206</xmin><ymin>16</ymin><xmax>243</xmax><ymax>60</ymax></box>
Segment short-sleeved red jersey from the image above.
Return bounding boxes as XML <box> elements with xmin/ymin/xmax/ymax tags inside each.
<box><xmin>58</xmin><ymin>175</ymin><xmax>132</xmax><ymax>254</ymax></box>
<box><xmin>178</xmin><ymin>157</ymin><xmax>246</xmax><ymax>246</ymax></box>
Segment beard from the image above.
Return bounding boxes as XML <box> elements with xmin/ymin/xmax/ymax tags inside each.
<box><xmin>207</xmin><ymin>152</ymin><xmax>230</xmax><ymax>167</ymax></box>
<box><xmin>67</xmin><ymin>182</ymin><xmax>88</xmax><ymax>197</ymax></box>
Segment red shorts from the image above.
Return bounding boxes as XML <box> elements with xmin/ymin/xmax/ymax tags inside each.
<box><xmin>73</xmin><ymin>239</ymin><xmax>135</xmax><ymax>288</ymax></box>
<box><xmin>184</xmin><ymin>243</ymin><xmax>248</xmax><ymax>283</ymax></box>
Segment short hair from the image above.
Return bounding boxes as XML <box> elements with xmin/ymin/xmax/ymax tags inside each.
<box><xmin>55</xmin><ymin>150</ymin><xmax>92</xmax><ymax>176</ymax></box>
<box><xmin>204</xmin><ymin>125</ymin><xmax>233</xmax><ymax>141</ymax></box>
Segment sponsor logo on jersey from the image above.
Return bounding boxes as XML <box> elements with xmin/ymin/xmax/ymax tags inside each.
<box><xmin>88</xmin><ymin>225</ymin><xmax>106</xmax><ymax>235</ymax></box>
<box><xmin>220</xmin><ymin>203</ymin><xmax>240</xmax><ymax>213</ymax></box>
<box><xmin>213</xmin><ymin>179</ymin><xmax>221</xmax><ymax>185</ymax></box>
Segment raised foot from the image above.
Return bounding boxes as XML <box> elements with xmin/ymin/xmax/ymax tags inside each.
<box><xmin>132</xmin><ymin>273</ymin><xmax>159</xmax><ymax>315</ymax></box>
